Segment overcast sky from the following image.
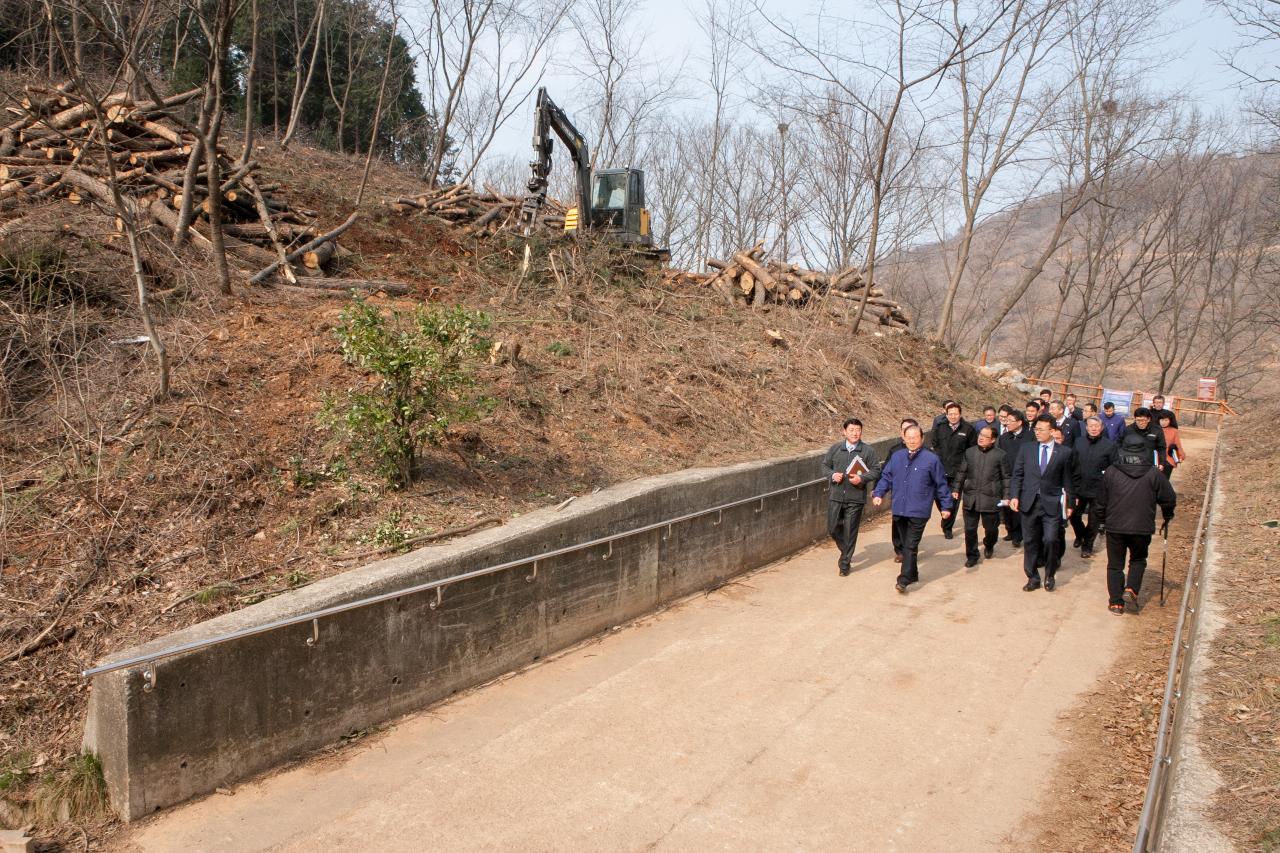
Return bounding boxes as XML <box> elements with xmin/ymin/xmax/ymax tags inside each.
<box><xmin>478</xmin><ymin>0</ymin><xmax>1261</xmax><ymax>164</ymax></box>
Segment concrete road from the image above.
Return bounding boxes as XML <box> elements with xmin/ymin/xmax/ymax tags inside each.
<box><xmin>120</xmin><ymin>504</ymin><xmax>1129</xmax><ymax>853</ymax></box>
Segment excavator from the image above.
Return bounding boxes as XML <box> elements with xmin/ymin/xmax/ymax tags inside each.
<box><xmin>518</xmin><ymin>88</ymin><xmax>669</xmax><ymax>263</ymax></box>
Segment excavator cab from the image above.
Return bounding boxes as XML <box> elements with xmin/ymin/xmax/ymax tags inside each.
<box><xmin>520</xmin><ymin>88</ymin><xmax>667</xmax><ymax>262</ymax></box>
<box><xmin>567</xmin><ymin>168</ymin><xmax>652</xmax><ymax>247</ymax></box>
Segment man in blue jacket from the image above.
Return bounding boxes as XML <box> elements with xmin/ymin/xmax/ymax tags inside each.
<box><xmin>872</xmin><ymin>424</ymin><xmax>954</xmax><ymax>594</ymax></box>
<box><xmin>1100</xmin><ymin>401</ymin><xmax>1127</xmax><ymax>442</ymax></box>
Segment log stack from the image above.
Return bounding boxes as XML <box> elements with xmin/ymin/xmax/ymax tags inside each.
<box><xmin>384</xmin><ymin>183</ymin><xmax>567</xmax><ymax>236</ymax></box>
<box><xmin>661</xmin><ymin>244</ymin><xmax>912</xmax><ymax>330</ymax></box>
<box><xmin>0</xmin><ymin>82</ymin><xmax>367</xmax><ymax>288</ymax></box>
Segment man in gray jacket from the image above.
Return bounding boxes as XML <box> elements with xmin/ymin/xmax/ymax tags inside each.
<box><xmin>954</xmin><ymin>426</ymin><xmax>1011</xmax><ymax>567</ymax></box>
<box><xmin>822</xmin><ymin>418</ymin><xmax>883</xmax><ymax>575</ymax></box>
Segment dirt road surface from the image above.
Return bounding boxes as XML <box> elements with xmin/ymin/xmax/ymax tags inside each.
<box><xmin>117</xmin><ymin>489</ymin><xmax>1136</xmax><ymax>853</ymax></box>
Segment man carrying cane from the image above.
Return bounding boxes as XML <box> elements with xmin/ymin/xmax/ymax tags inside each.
<box><xmin>822</xmin><ymin>418</ymin><xmax>883</xmax><ymax>575</ymax></box>
<box><xmin>1093</xmin><ymin>433</ymin><xmax>1177</xmax><ymax>615</ymax></box>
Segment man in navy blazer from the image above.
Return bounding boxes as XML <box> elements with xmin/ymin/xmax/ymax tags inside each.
<box><xmin>1048</xmin><ymin>400</ymin><xmax>1078</xmax><ymax>447</ymax></box>
<box><xmin>1010</xmin><ymin>415</ymin><xmax>1079</xmax><ymax>591</ymax></box>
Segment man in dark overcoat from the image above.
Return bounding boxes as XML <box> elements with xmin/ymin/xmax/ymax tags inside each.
<box><xmin>1094</xmin><ymin>433</ymin><xmax>1177</xmax><ymax>614</ymax></box>
<box><xmin>997</xmin><ymin>410</ymin><xmax>1032</xmax><ymax>548</ymax></box>
<box><xmin>930</xmin><ymin>402</ymin><xmax>976</xmax><ymax>540</ymax></box>
<box><xmin>953</xmin><ymin>426</ymin><xmax>1011</xmax><ymax>567</ymax></box>
<box><xmin>1069</xmin><ymin>416</ymin><xmax>1116</xmax><ymax>558</ymax></box>
<box><xmin>821</xmin><ymin>418</ymin><xmax>883</xmax><ymax>575</ymax></box>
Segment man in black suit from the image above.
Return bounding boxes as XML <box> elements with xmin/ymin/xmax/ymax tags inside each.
<box><xmin>997</xmin><ymin>410</ymin><xmax>1032</xmax><ymax>548</ymax></box>
<box><xmin>930</xmin><ymin>402</ymin><xmax>976</xmax><ymax>540</ymax></box>
<box><xmin>1064</xmin><ymin>393</ymin><xmax>1085</xmax><ymax>422</ymax></box>
<box><xmin>1010</xmin><ymin>415</ymin><xmax>1078</xmax><ymax>592</ymax></box>
<box><xmin>1049</xmin><ymin>400</ymin><xmax>1078</xmax><ymax>447</ymax></box>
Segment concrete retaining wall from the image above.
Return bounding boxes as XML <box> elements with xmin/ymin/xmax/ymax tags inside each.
<box><xmin>84</xmin><ymin>438</ymin><xmax>896</xmax><ymax>820</ymax></box>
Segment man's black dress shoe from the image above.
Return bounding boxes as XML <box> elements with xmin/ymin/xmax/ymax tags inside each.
<box><xmin>1044</xmin><ymin>576</ymin><xmax>1056</xmax><ymax>591</ymax></box>
<box><xmin>1022</xmin><ymin>579</ymin><xmax>1041</xmax><ymax>592</ymax></box>
<box><xmin>964</xmin><ymin>558</ymin><xmax>978</xmax><ymax>568</ymax></box>
<box><xmin>983</xmin><ymin>546</ymin><xmax>994</xmax><ymax>559</ymax></box>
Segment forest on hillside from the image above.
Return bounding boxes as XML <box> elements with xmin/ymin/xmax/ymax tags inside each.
<box><xmin>1</xmin><ymin>0</ymin><xmax>1277</xmax><ymax>398</ymax></box>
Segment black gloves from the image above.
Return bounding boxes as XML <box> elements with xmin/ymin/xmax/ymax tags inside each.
<box><xmin>1160</xmin><ymin>518</ymin><xmax>1171</xmax><ymax>538</ymax></box>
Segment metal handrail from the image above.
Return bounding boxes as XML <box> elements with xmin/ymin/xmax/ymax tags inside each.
<box><xmin>81</xmin><ymin>474</ymin><xmax>831</xmax><ymax>681</ymax></box>
<box><xmin>1132</xmin><ymin>422</ymin><xmax>1224</xmax><ymax>852</ymax></box>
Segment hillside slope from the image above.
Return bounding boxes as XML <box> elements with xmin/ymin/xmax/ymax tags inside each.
<box><xmin>0</xmin><ymin>135</ymin><xmax>1006</xmax><ymax>837</ymax></box>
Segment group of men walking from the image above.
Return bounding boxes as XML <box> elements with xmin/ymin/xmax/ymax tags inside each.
<box><xmin>822</xmin><ymin>389</ymin><xmax>1179</xmax><ymax>614</ymax></box>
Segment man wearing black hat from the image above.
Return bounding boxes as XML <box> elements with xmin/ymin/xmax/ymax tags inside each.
<box><xmin>1125</xmin><ymin>407</ymin><xmax>1168</xmax><ymax>472</ymax></box>
<box><xmin>1070</xmin><ymin>416</ymin><xmax>1116</xmax><ymax>558</ymax></box>
<box><xmin>1094</xmin><ymin>432</ymin><xmax>1177</xmax><ymax>614</ymax></box>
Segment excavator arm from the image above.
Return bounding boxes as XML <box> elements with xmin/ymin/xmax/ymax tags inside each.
<box><xmin>518</xmin><ymin>87</ymin><xmax>592</xmax><ymax>235</ymax></box>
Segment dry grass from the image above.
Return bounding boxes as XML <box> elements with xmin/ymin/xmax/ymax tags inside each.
<box><xmin>1201</xmin><ymin>406</ymin><xmax>1280</xmax><ymax>851</ymax></box>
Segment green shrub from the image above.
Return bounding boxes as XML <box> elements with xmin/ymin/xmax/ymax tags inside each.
<box><xmin>323</xmin><ymin>299</ymin><xmax>492</xmax><ymax>488</ymax></box>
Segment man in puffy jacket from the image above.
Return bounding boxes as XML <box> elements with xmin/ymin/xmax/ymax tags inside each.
<box><xmin>1094</xmin><ymin>433</ymin><xmax>1177</xmax><ymax>614</ymax></box>
<box><xmin>1070</xmin><ymin>416</ymin><xmax>1116</xmax><ymax>558</ymax></box>
<box><xmin>930</xmin><ymin>402</ymin><xmax>976</xmax><ymax>540</ymax></box>
<box><xmin>821</xmin><ymin>417</ymin><xmax>883</xmax><ymax>575</ymax></box>
<box><xmin>954</xmin><ymin>426</ymin><xmax>1011</xmax><ymax>567</ymax></box>
<box><xmin>872</xmin><ymin>425</ymin><xmax>953</xmax><ymax>594</ymax></box>
<box><xmin>884</xmin><ymin>418</ymin><xmax>917</xmax><ymax>564</ymax></box>
<box><xmin>1124</xmin><ymin>407</ymin><xmax>1168</xmax><ymax>472</ymax></box>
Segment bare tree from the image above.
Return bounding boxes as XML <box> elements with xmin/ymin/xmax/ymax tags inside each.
<box><xmin>932</xmin><ymin>0</ymin><xmax>1070</xmax><ymax>346</ymax></box>
<box><xmin>404</xmin><ymin>0</ymin><xmax>571</xmax><ymax>185</ymax></box>
<box><xmin>567</xmin><ymin>0</ymin><xmax>685</xmax><ymax>171</ymax></box>
<box><xmin>280</xmin><ymin>0</ymin><xmax>327</xmax><ymax>149</ymax></box>
<box><xmin>355</xmin><ymin>0</ymin><xmax>400</xmax><ymax>206</ymax></box>
<box><xmin>1214</xmin><ymin>0</ymin><xmax>1280</xmax><ymax>133</ymax></box>
<box><xmin>748</xmin><ymin>0</ymin><xmax>999</xmax><ymax>333</ymax></box>
<box><xmin>44</xmin><ymin>0</ymin><xmax>172</xmax><ymax>395</ymax></box>
<box><xmin>973</xmin><ymin>0</ymin><xmax>1167</xmax><ymax>356</ymax></box>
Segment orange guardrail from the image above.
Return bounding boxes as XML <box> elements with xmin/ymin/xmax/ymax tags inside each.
<box><xmin>1022</xmin><ymin>377</ymin><xmax>1237</xmax><ymax>426</ymax></box>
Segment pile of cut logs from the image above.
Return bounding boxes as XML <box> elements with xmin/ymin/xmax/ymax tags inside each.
<box><xmin>0</xmin><ymin>83</ymin><xmax>401</xmax><ymax>293</ymax></box>
<box><xmin>385</xmin><ymin>183</ymin><xmax>567</xmax><ymax>236</ymax></box>
<box><xmin>662</xmin><ymin>244</ymin><xmax>911</xmax><ymax>330</ymax></box>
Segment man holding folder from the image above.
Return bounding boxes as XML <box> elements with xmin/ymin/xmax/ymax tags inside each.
<box><xmin>822</xmin><ymin>418</ymin><xmax>883</xmax><ymax>575</ymax></box>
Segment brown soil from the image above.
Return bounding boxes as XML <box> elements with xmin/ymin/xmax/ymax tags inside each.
<box><xmin>1</xmin><ymin>135</ymin><xmax>1006</xmax><ymax>844</ymax></box>
<box><xmin>1199</xmin><ymin>406</ymin><xmax>1280</xmax><ymax>851</ymax></box>
<box><xmin>1007</xmin><ymin>428</ymin><xmax>1217</xmax><ymax>852</ymax></box>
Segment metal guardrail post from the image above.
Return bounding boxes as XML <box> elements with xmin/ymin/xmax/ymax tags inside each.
<box><xmin>1131</xmin><ymin>422</ymin><xmax>1225</xmax><ymax>852</ymax></box>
